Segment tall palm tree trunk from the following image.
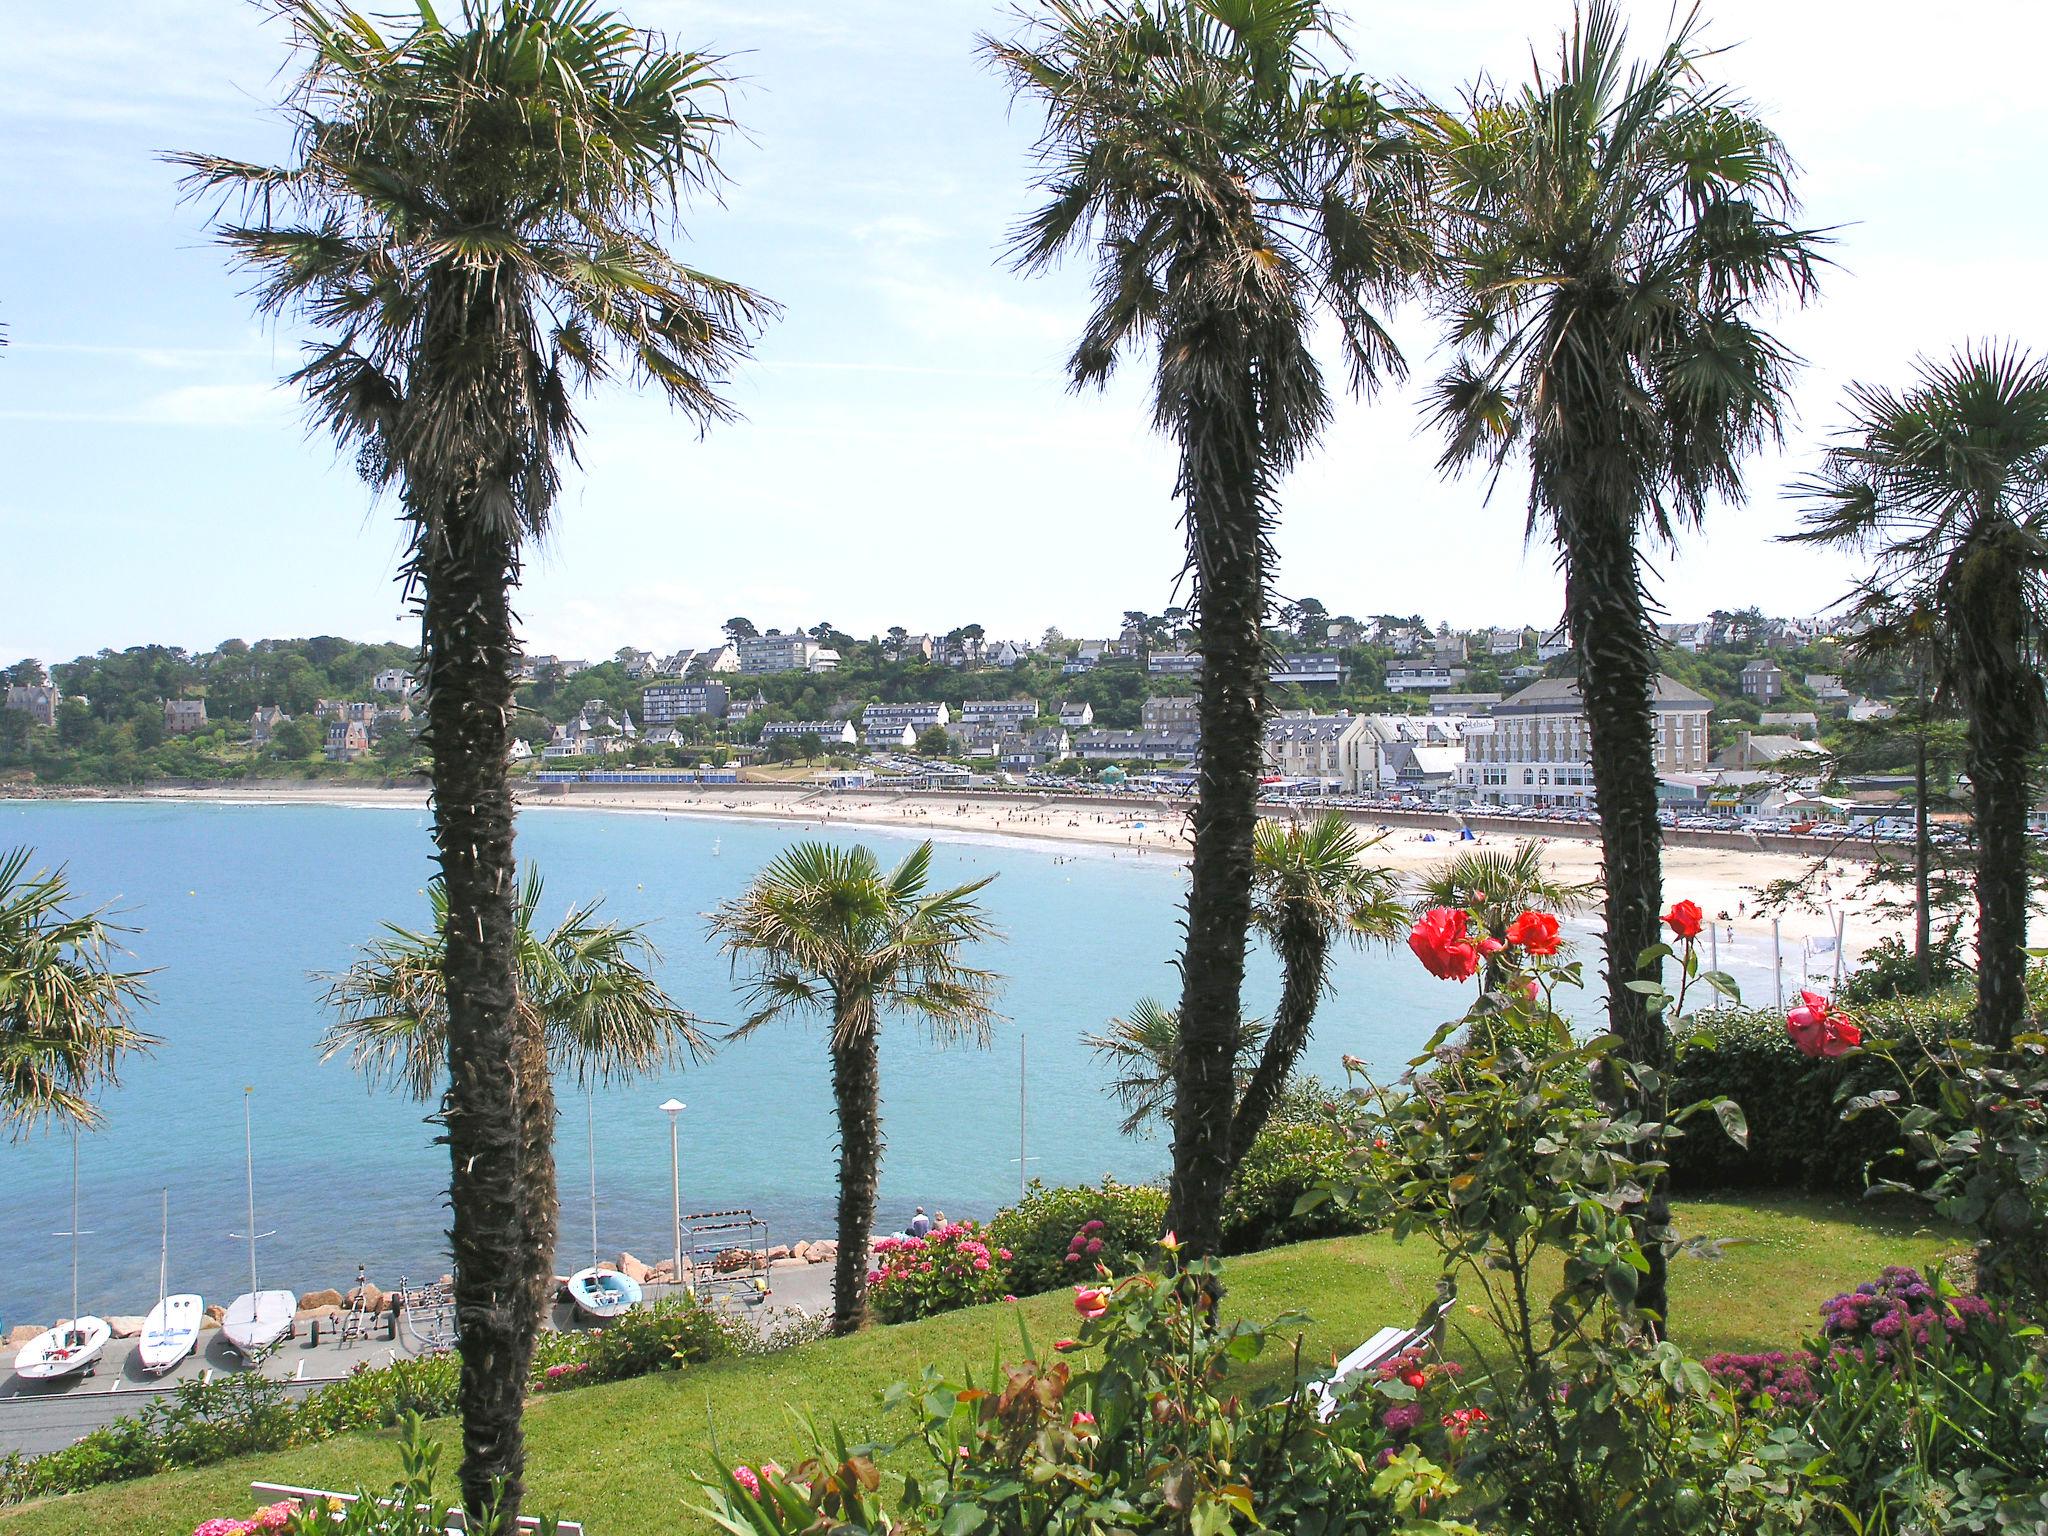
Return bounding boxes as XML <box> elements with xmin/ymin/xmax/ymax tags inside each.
<box><xmin>1565</xmin><ymin>496</ymin><xmax>1673</xmax><ymax>1326</ymax></box>
<box><xmin>421</xmin><ymin>511</ymin><xmax>540</xmax><ymax>1519</ymax></box>
<box><xmin>1168</xmin><ymin>381</ymin><xmax>1269</xmax><ymax>1261</ymax></box>
<box><xmin>1962</xmin><ymin>548</ymin><xmax>2037</xmax><ymax>1049</ymax></box>
<box><xmin>828</xmin><ymin>1017</ymin><xmax>883</xmax><ymax>1335</ymax></box>
<box><xmin>1228</xmin><ymin>931</ymin><xmax>1327</xmax><ymax>1165</ymax></box>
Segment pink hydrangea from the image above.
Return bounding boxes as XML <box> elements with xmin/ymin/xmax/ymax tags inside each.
<box><xmin>732</xmin><ymin>1465</ymin><xmax>761</xmax><ymax>1497</ymax></box>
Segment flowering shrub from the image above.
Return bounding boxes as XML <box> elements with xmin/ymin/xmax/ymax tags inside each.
<box><xmin>867</xmin><ymin>1219</ymin><xmax>1009</xmax><ymax>1322</ymax></box>
<box><xmin>1409</xmin><ymin>906</ymin><xmax>1482</xmax><ymax>980</ymax></box>
<box><xmin>1699</xmin><ymin>1349</ymin><xmax>1819</xmax><ymax>1412</ymax></box>
<box><xmin>698</xmin><ymin>1244</ymin><xmax>1476</xmax><ymax>1535</ymax></box>
<box><xmin>191</xmin><ymin>1504</ymin><xmax>297</xmax><ymax>1536</ymax></box>
<box><xmin>1815</xmin><ymin>1264</ymin><xmax>1995</xmax><ymax>1363</ymax></box>
<box><xmin>985</xmin><ymin>1177</ymin><xmax>1165</xmax><ymax>1295</ymax></box>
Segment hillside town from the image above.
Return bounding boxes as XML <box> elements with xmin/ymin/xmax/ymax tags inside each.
<box><xmin>3</xmin><ymin>606</ymin><xmax>1913</xmax><ymax>830</ymax></box>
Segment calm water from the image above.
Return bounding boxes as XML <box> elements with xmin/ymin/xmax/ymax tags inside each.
<box><xmin>0</xmin><ymin>800</ymin><xmax>1771</xmax><ymax>1328</ymax></box>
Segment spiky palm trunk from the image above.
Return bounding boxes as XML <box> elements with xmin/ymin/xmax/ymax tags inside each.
<box><xmin>421</xmin><ymin>509</ymin><xmax>545</xmax><ymax>1519</ymax></box>
<box><xmin>1168</xmin><ymin>375</ymin><xmax>1269</xmax><ymax>1261</ymax></box>
<box><xmin>1959</xmin><ymin>534</ymin><xmax>2039</xmax><ymax>1049</ymax></box>
<box><xmin>1227</xmin><ymin>924</ymin><xmax>1327</xmax><ymax>1165</ymax></box>
<box><xmin>828</xmin><ymin>1008</ymin><xmax>883</xmax><ymax>1335</ymax></box>
<box><xmin>1563</xmin><ymin>486</ymin><xmax>1673</xmax><ymax>1327</ymax></box>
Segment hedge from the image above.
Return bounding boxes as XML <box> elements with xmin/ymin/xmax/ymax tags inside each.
<box><xmin>1668</xmin><ymin>974</ymin><xmax>2048</xmax><ymax>1197</ymax></box>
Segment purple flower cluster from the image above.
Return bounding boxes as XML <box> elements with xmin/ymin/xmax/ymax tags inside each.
<box><xmin>1818</xmin><ymin>1266</ymin><xmax>1994</xmax><ymax>1364</ymax></box>
<box><xmin>1065</xmin><ymin>1219</ymin><xmax>1109</xmax><ymax>1265</ymax></box>
<box><xmin>1701</xmin><ymin>1350</ymin><xmax>1820</xmax><ymax>1411</ymax></box>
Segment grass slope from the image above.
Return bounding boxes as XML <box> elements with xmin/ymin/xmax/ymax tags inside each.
<box><xmin>0</xmin><ymin>1197</ymin><xmax>1952</xmax><ymax>1536</ymax></box>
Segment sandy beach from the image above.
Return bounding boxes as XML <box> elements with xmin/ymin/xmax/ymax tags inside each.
<box><xmin>75</xmin><ymin>777</ymin><xmax>1905</xmax><ymax>960</ymax></box>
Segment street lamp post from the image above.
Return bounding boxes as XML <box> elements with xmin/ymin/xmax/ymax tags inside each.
<box><xmin>660</xmin><ymin>1099</ymin><xmax>686</xmax><ymax>1286</ymax></box>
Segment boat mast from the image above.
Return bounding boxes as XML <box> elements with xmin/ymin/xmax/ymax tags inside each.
<box><xmin>587</xmin><ymin>1082</ymin><xmax>599</xmax><ymax>1268</ymax></box>
<box><xmin>243</xmin><ymin>1086</ymin><xmax>258</xmax><ymax>1293</ymax></box>
<box><xmin>159</xmin><ymin>1188</ymin><xmax>170</xmax><ymax>1307</ymax></box>
<box><xmin>68</xmin><ymin>1131</ymin><xmax>81</xmax><ymax>1323</ymax></box>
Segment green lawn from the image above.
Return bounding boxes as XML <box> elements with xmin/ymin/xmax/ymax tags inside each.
<box><xmin>0</xmin><ymin>1196</ymin><xmax>1954</xmax><ymax>1536</ymax></box>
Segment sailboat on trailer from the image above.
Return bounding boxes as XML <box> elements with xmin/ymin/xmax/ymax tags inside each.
<box><xmin>138</xmin><ymin>1189</ymin><xmax>204</xmax><ymax>1375</ymax></box>
<box><xmin>221</xmin><ymin>1088</ymin><xmax>296</xmax><ymax>1357</ymax></box>
<box><xmin>12</xmin><ymin>1133</ymin><xmax>111</xmax><ymax>1381</ymax></box>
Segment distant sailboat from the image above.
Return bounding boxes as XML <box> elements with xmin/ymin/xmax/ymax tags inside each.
<box><xmin>138</xmin><ymin>1190</ymin><xmax>203</xmax><ymax>1375</ymax></box>
<box><xmin>711</xmin><ymin>837</ymin><xmax>721</xmax><ymax>857</ymax></box>
<box><xmin>13</xmin><ymin>1132</ymin><xmax>111</xmax><ymax>1381</ymax></box>
<box><xmin>221</xmin><ymin>1088</ymin><xmax>295</xmax><ymax>1357</ymax></box>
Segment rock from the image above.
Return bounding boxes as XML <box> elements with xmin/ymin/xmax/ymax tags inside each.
<box><xmin>104</xmin><ymin>1316</ymin><xmax>146</xmax><ymax>1340</ymax></box>
<box><xmin>616</xmin><ymin>1252</ymin><xmax>654</xmax><ymax>1285</ymax></box>
<box><xmin>767</xmin><ymin>1245</ymin><xmax>791</xmax><ymax>1262</ymax></box>
<box><xmin>595</xmin><ymin>1262</ymin><xmax>619</xmax><ymax>1275</ymax></box>
<box><xmin>299</xmin><ymin>1288</ymin><xmax>344</xmax><ymax>1311</ymax></box>
<box><xmin>769</xmin><ymin>1256</ymin><xmax>804</xmax><ymax>1269</ymax></box>
<box><xmin>792</xmin><ymin>1240</ymin><xmax>812</xmax><ymax>1261</ymax></box>
<box><xmin>346</xmin><ymin>1284</ymin><xmax>386</xmax><ymax>1313</ymax></box>
<box><xmin>4</xmin><ymin>1325</ymin><xmax>41</xmax><ymax>1348</ymax></box>
<box><xmin>646</xmin><ymin>1262</ymin><xmax>676</xmax><ymax>1285</ymax></box>
<box><xmin>204</xmin><ymin>1305</ymin><xmax>226</xmax><ymax>1326</ymax></box>
<box><xmin>807</xmin><ymin>1241</ymin><xmax>835</xmax><ymax>1264</ymax></box>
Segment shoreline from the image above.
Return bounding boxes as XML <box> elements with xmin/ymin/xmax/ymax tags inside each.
<box><xmin>11</xmin><ymin>778</ymin><xmax>1904</xmax><ymax>956</ymax></box>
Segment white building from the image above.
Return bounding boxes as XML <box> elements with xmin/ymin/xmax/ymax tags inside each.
<box><xmin>1271</xmin><ymin>652</ymin><xmax>1344</xmax><ymax>686</ymax></box>
<box><xmin>372</xmin><ymin>668</ymin><xmax>414</xmax><ymax>696</ymax></box>
<box><xmin>960</xmin><ymin>699</ymin><xmax>1039</xmax><ymax>727</ymax></box>
<box><xmin>737</xmin><ymin>634</ymin><xmax>838</xmax><ymax>675</ymax></box>
<box><xmin>759</xmin><ymin>719</ymin><xmax>858</xmax><ymax>748</ymax></box>
<box><xmin>642</xmin><ymin>682</ymin><xmax>730</xmax><ymax>723</ymax></box>
<box><xmin>1457</xmin><ymin>675</ymin><xmax>1711</xmax><ymax>808</ymax></box>
<box><xmin>1386</xmin><ymin>664</ymin><xmax>1466</xmax><ymax>693</ymax></box>
<box><xmin>1262</xmin><ymin>713</ymin><xmax>1373</xmax><ymax>790</ymax></box>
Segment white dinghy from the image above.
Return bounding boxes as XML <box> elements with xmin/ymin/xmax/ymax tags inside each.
<box><xmin>12</xmin><ymin>1317</ymin><xmax>111</xmax><ymax>1381</ymax></box>
<box><xmin>14</xmin><ymin>1132</ymin><xmax>109</xmax><ymax>1381</ymax></box>
<box><xmin>221</xmin><ymin>1088</ymin><xmax>296</xmax><ymax>1358</ymax></box>
<box><xmin>139</xmin><ymin>1190</ymin><xmax>203</xmax><ymax>1375</ymax></box>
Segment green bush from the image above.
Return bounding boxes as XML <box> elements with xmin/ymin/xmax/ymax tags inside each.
<box><xmin>1667</xmin><ymin>999</ymin><xmax>1966</xmax><ymax>1196</ymax></box>
<box><xmin>293</xmin><ymin>1353</ymin><xmax>462</xmax><ymax>1438</ymax></box>
<box><xmin>986</xmin><ymin>1176</ymin><xmax>1166</xmax><ymax>1296</ymax></box>
<box><xmin>1219</xmin><ymin>1121</ymin><xmax>1382</xmax><ymax>1253</ymax></box>
<box><xmin>580</xmin><ymin>1295</ymin><xmax>732</xmax><ymax>1381</ymax></box>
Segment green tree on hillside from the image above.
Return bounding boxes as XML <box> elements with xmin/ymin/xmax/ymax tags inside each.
<box><xmin>1418</xmin><ymin>1</ymin><xmax>1822</xmax><ymax>1324</ymax></box>
<box><xmin>173</xmin><ymin>1</ymin><xmax>772</xmax><ymax>1516</ymax></box>
<box><xmin>987</xmin><ymin>0</ymin><xmax>1432</xmax><ymax>1260</ymax></box>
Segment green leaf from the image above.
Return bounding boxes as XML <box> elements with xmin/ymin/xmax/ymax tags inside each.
<box><xmin>1713</xmin><ymin>1098</ymin><xmax>1749</xmax><ymax>1149</ymax></box>
<box><xmin>942</xmin><ymin>1503</ymin><xmax>989</xmax><ymax>1536</ymax></box>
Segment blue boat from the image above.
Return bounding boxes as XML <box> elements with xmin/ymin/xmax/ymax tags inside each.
<box><xmin>566</xmin><ymin>1267</ymin><xmax>642</xmax><ymax>1320</ymax></box>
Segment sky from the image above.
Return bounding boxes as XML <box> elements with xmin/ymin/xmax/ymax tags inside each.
<box><xmin>3</xmin><ymin>1</ymin><xmax>2045</xmax><ymax>667</ymax></box>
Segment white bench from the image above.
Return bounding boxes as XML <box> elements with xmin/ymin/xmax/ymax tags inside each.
<box><xmin>1309</xmin><ymin>1290</ymin><xmax>1456</xmax><ymax>1422</ymax></box>
<box><xmin>250</xmin><ymin>1481</ymin><xmax>583</xmax><ymax>1535</ymax></box>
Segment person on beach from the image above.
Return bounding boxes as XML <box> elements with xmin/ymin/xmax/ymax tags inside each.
<box><xmin>908</xmin><ymin>1207</ymin><xmax>932</xmax><ymax>1238</ymax></box>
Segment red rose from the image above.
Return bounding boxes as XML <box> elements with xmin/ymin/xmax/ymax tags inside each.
<box><xmin>1787</xmin><ymin>991</ymin><xmax>1861</xmax><ymax>1059</ymax></box>
<box><xmin>1662</xmin><ymin>900</ymin><xmax>1704</xmax><ymax>940</ymax></box>
<box><xmin>1504</xmin><ymin>910</ymin><xmax>1561</xmax><ymax>956</ymax></box>
<box><xmin>1409</xmin><ymin>908</ymin><xmax>1480</xmax><ymax>982</ymax></box>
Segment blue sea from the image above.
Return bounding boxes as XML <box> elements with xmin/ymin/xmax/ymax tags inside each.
<box><xmin>0</xmin><ymin>799</ymin><xmax>1772</xmax><ymax>1329</ymax></box>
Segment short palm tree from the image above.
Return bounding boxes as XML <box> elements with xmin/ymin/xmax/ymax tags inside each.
<box><xmin>173</xmin><ymin>2</ymin><xmax>772</xmax><ymax>1515</ymax></box>
<box><xmin>1416</xmin><ymin>840</ymin><xmax>1595</xmax><ymax>990</ymax></box>
<box><xmin>710</xmin><ymin>841</ymin><xmax>1000</xmax><ymax>1335</ymax></box>
<box><xmin>986</xmin><ymin>0</ymin><xmax>1432</xmax><ymax>1258</ymax></box>
<box><xmin>1788</xmin><ymin>345</ymin><xmax>2048</xmax><ymax>1047</ymax></box>
<box><xmin>1089</xmin><ymin>813</ymin><xmax>1403</xmax><ymax>1161</ymax></box>
<box><xmin>319</xmin><ymin>868</ymin><xmax>707</xmax><ymax>1101</ymax></box>
<box><xmin>1418</xmin><ymin>1</ymin><xmax>1821</xmax><ymax>1325</ymax></box>
<box><xmin>0</xmin><ymin>848</ymin><xmax>157</xmax><ymax>1139</ymax></box>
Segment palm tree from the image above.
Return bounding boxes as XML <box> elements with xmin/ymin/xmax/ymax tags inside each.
<box><xmin>1089</xmin><ymin>813</ymin><xmax>1403</xmax><ymax>1161</ymax></box>
<box><xmin>1415</xmin><ymin>840</ymin><xmax>1595</xmax><ymax>991</ymax></box>
<box><xmin>710</xmin><ymin>841</ymin><xmax>1000</xmax><ymax>1334</ymax></box>
<box><xmin>986</xmin><ymin>0</ymin><xmax>1432</xmax><ymax>1258</ymax></box>
<box><xmin>1087</xmin><ymin>998</ymin><xmax>1267</xmax><ymax>1137</ymax></box>
<box><xmin>1788</xmin><ymin>346</ymin><xmax>2048</xmax><ymax>1047</ymax></box>
<box><xmin>0</xmin><ymin>849</ymin><xmax>157</xmax><ymax>1139</ymax></box>
<box><xmin>172</xmin><ymin>2</ymin><xmax>772</xmax><ymax>1515</ymax></box>
<box><xmin>1417</xmin><ymin>1</ymin><xmax>1821</xmax><ymax>1325</ymax></box>
<box><xmin>319</xmin><ymin>868</ymin><xmax>706</xmax><ymax>1101</ymax></box>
